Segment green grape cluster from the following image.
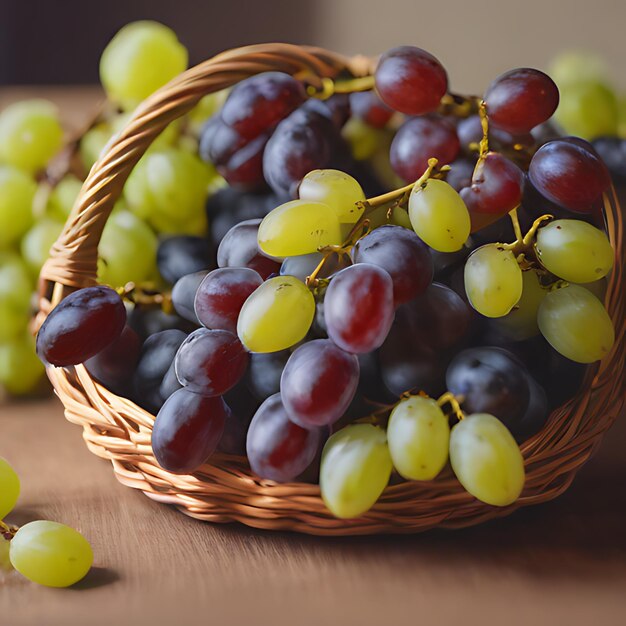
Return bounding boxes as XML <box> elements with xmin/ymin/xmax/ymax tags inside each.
<box><xmin>0</xmin><ymin>457</ymin><xmax>93</xmax><ymax>587</ymax></box>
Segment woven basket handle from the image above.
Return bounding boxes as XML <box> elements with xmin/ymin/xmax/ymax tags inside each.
<box><xmin>38</xmin><ymin>44</ymin><xmax>372</xmax><ymax>309</ymax></box>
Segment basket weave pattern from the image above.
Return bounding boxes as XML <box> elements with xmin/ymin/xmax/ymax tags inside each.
<box><xmin>39</xmin><ymin>44</ymin><xmax>626</xmax><ymax>535</ymax></box>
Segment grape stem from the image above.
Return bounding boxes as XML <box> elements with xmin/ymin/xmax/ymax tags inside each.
<box><xmin>306</xmin><ymin>75</ymin><xmax>375</xmax><ymax>100</ymax></box>
<box><xmin>477</xmin><ymin>100</ymin><xmax>489</xmax><ymax>159</ymax></box>
<box><xmin>502</xmin><ymin>214</ymin><xmax>553</xmax><ymax>258</ymax></box>
<box><xmin>115</xmin><ymin>282</ymin><xmax>174</xmax><ymax>314</ymax></box>
<box><xmin>436</xmin><ymin>392</ymin><xmax>466</xmax><ymax>421</ymax></box>
<box><xmin>0</xmin><ymin>520</ymin><xmax>17</xmax><ymax>540</ymax></box>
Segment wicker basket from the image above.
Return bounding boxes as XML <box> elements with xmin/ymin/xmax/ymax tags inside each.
<box><xmin>38</xmin><ymin>43</ymin><xmax>626</xmax><ymax>535</ymax></box>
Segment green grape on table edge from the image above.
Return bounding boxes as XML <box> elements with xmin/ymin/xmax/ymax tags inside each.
<box><xmin>0</xmin><ymin>333</ymin><xmax>45</xmax><ymax>396</ymax></box>
<box><xmin>98</xmin><ymin>210</ymin><xmax>158</xmax><ymax>287</ymax></box>
<box><xmin>320</xmin><ymin>424</ymin><xmax>392</xmax><ymax>519</ymax></box>
<box><xmin>0</xmin><ymin>165</ymin><xmax>37</xmax><ymax>248</ymax></box>
<box><xmin>20</xmin><ymin>218</ymin><xmax>64</xmax><ymax>277</ymax></box>
<box><xmin>0</xmin><ymin>100</ymin><xmax>63</xmax><ymax>173</ymax></box>
<box><xmin>408</xmin><ymin>179</ymin><xmax>470</xmax><ymax>252</ymax></box>
<box><xmin>0</xmin><ymin>457</ymin><xmax>20</xmax><ymax>520</ymax></box>
<box><xmin>387</xmin><ymin>396</ymin><xmax>450</xmax><ymax>481</ymax></box>
<box><xmin>538</xmin><ymin>284</ymin><xmax>615</xmax><ymax>363</ymax></box>
<box><xmin>0</xmin><ymin>252</ymin><xmax>33</xmax><ymax>343</ymax></box>
<box><xmin>237</xmin><ymin>276</ymin><xmax>315</xmax><ymax>353</ymax></box>
<box><xmin>449</xmin><ymin>413</ymin><xmax>525</xmax><ymax>507</ymax></box>
<box><xmin>10</xmin><ymin>520</ymin><xmax>93</xmax><ymax>587</ymax></box>
<box><xmin>99</xmin><ymin>21</ymin><xmax>188</xmax><ymax>110</ymax></box>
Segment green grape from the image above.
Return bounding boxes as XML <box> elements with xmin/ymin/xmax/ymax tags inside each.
<box><xmin>0</xmin><ymin>252</ymin><xmax>33</xmax><ymax>342</ymax></box>
<box><xmin>99</xmin><ymin>21</ymin><xmax>188</xmax><ymax>110</ymax></box>
<box><xmin>298</xmin><ymin>169</ymin><xmax>366</xmax><ymax>224</ymax></box>
<box><xmin>0</xmin><ymin>165</ymin><xmax>36</xmax><ymax>248</ymax></box>
<box><xmin>554</xmin><ymin>81</ymin><xmax>618</xmax><ymax>140</ymax></box>
<box><xmin>98</xmin><ymin>210</ymin><xmax>158</xmax><ymax>287</ymax></box>
<box><xmin>0</xmin><ymin>333</ymin><xmax>45</xmax><ymax>395</ymax></box>
<box><xmin>20</xmin><ymin>218</ymin><xmax>64</xmax><ymax>276</ymax></box>
<box><xmin>387</xmin><ymin>396</ymin><xmax>450</xmax><ymax>481</ymax></box>
<box><xmin>110</xmin><ymin>111</ymin><xmax>180</xmax><ymax>150</ymax></box>
<box><xmin>538</xmin><ymin>284</ymin><xmax>614</xmax><ymax>363</ymax></box>
<box><xmin>149</xmin><ymin>207</ymin><xmax>208</xmax><ymax>236</ymax></box>
<box><xmin>46</xmin><ymin>174</ymin><xmax>82</xmax><ymax>221</ymax></box>
<box><xmin>549</xmin><ymin>51</ymin><xmax>610</xmax><ymax>87</ymax></box>
<box><xmin>449</xmin><ymin>413</ymin><xmax>525</xmax><ymax>507</ymax></box>
<box><xmin>187</xmin><ymin>90</ymin><xmax>229</xmax><ymax>135</ymax></box>
<box><xmin>257</xmin><ymin>200</ymin><xmax>343</xmax><ymax>257</ymax></box>
<box><xmin>125</xmin><ymin>148</ymin><xmax>213</xmax><ymax>232</ymax></box>
<box><xmin>237</xmin><ymin>276</ymin><xmax>315</xmax><ymax>353</ymax></box>
<box><xmin>0</xmin><ymin>536</ymin><xmax>11</xmax><ymax>571</ymax></box>
<box><xmin>536</xmin><ymin>219</ymin><xmax>614</xmax><ymax>283</ymax></box>
<box><xmin>491</xmin><ymin>270</ymin><xmax>546</xmax><ymax>340</ymax></box>
<box><xmin>0</xmin><ymin>457</ymin><xmax>20</xmax><ymax>520</ymax></box>
<box><xmin>79</xmin><ymin>123</ymin><xmax>111</xmax><ymax>171</ymax></box>
<box><xmin>320</xmin><ymin>424</ymin><xmax>392</xmax><ymax>519</ymax></box>
<box><xmin>9</xmin><ymin>520</ymin><xmax>93</xmax><ymax>587</ymax></box>
<box><xmin>0</xmin><ymin>100</ymin><xmax>63</xmax><ymax>173</ymax></box>
<box><xmin>341</xmin><ymin>117</ymin><xmax>388</xmax><ymax>161</ymax></box>
<box><xmin>367</xmin><ymin>205</ymin><xmax>411</xmax><ymax>230</ymax></box>
<box><xmin>408</xmin><ymin>179</ymin><xmax>470</xmax><ymax>252</ymax></box>
<box><xmin>464</xmin><ymin>244</ymin><xmax>523</xmax><ymax>318</ymax></box>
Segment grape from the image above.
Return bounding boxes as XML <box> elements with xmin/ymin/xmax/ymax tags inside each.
<box><xmin>342</xmin><ymin>117</ymin><xmax>388</xmax><ymax>161</ymax></box>
<box><xmin>390</xmin><ymin>115</ymin><xmax>460</xmax><ymax>183</ymax></box>
<box><xmin>157</xmin><ymin>236</ymin><xmax>214</xmax><ymax>285</ymax></box>
<box><xmin>124</xmin><ymin>148</ymin><xmax>212</xmax><ymax>233</ymax></box>
<box><xmin>349</xmin><ymin>90</ymin><xmax>394</xmax><ymax>128</ymax></box>
<box><xmin>302</xmin><ymin>93</ymin><xmax>351</xmax><ymax>129</ymax></box>
<box><xmin>133</xmin><ymin>329</ymin><xmax>187</xmax><ymax>413</ymax></box>
<box><xmin>159</xmin><ymin>362</ymin><xmax>182</xmax><ymax>401</ymax></box>
<box><xmin>9</xmin><ymin>521</ymin><xmax>93</xmax><ymax>587</ymax></box>
<box><xmin>263</xmin><ymin>106</ymin><xmax>338</xmax><ymax>197</ymax></box>
<box><xmin>0</xmin><ymin>165</ymin><xmax>36</xmax><ymax>248</ymax></box>
<box><xmin>298</xmin><ymin>169</ymin><xmax>366</xmax><ymax>224</ymax></box>
<box><xmin>535</xmin><ymin>219</ymin><xmax>614</xmax><ymax>283</ymax></box>
<box><xmin>99</xmin><ymin>21</ymin><xmax>188</xmax><ymax>109</ymax></box>
<box><xmin>485</xmin><ymin>68</ymin><xmax>559</xmax><ymax>134</ymax></box>
<box><xmin>449</xmin><ymin>413</ymin><xmax>525</xmax><ymax>506</ymax></box>
<box><xmin>446</xmin><ymin>347</ymin><xmax>531</xmax><ymax>425</ymax></box>
<box><xmin>324</xmin><ymin>264</ymin><xmax>394</xmax><ymax>354</ymax></box>
<box><xmin>446</xmin><ymin>158</ymin><xmax>476</xmax><ymax>192</ymax></box>
<box><xmin>247</xmin><ymin>350</ymin><xmax>290</xmax><ymax>401</ymax></box>
<box><xmin>220</xmin><ymin>72</ymin><xmax>306</xmax><ymax>140</ymax></box>
<box><xmin>217</xmin><ymin>219</ymin><xmax>281</xmax><ymax>279</ymax></box>
<box><xmin>490</xmin><ymin>270</ymin><xmax>545</xmax><ymax>341</ymax></box>
<box><xmin>187</xmin><ymin>90</ymin><xmax>229</xmax><ymax>134</ymax></box>
<box><xmin>17</xmin><ymin>218</ymin><xmax>63</xmax><ymax>277</ymax></box>
<box><xmin>464</xmin><ymin>244</ymin><xmax>523</xmax><ymax>317</ymax></box>
<box><xmin>351</xmin><ymin>225</ymin><xmax>433</xmax><ymax>305</ymax></box>
<box><xmin>528</xmin><ymin>138</ymin><xmax>610</xmax><ymax>213</ymax></box>
<box><xmin>128</xmin><ymin>308</ymin><xmax>188</xmax><ymax>340</ymax></box>
<box><xmin>257</xmin><ymin>199</ymin><xmax>342</xmax><ymax>257</ymax></box>
<box><xmin>537</xmin><ymin>284</ymin><xmax>614</xmax><ymax>363</ymax></box>
<box><xmin>512</xmin><ymin>375</ymin><xmax>549</xmax><ymax>442</ymax></box>
<box><xmin>549</xmin><ymin>51</ymin><xmax>610</xmax><ymax>87</ymax></box>
<box><xmin>36</xmin><ymin>286</ymin><xmax>126</xmax><ymax>367</ymax></box>
<box><xmin>555</xmin><ymin>81</ymin><xmax>618</xmax><ymax>140</ymax></box>
<box><xmin>84</xmin><ymin>325</ymin><xmax>142</xmax><ymax>395</ymax></box>
<box><xmin>408</xmin><ymin>179</ymin><xmax>471</xmax><ymax>252</ymax></box>
<box><xmin>0</xmin><ymin>333</ymin><xmax>45</xmax><ymax>396</ymax></box>
<box><xmin>280</xmin><ymin>253</ymin><xmax>324</xmax><ymax>282</ymax></box>
<box><xmin>280</xmin><ymin>339</ymin><xmax>359</xmax><ymax>427</ymax></box>
<box><xmin>464</xmin><ymin>152</ymin><xmax>524</xmax><ymax>215</ymax></box>
<box><xmin>0</xmin><ymin>252</ymin><xmax>32</xmax><ymax>343</ymax></box>
<box><xmin>246</xmin><ymin>393</ymin><xmax>321</xmax><ymax>482</ymax></box>
<box><xmin>152</xmin><ymin>388</ymin><xmax>228</xmax><ymax>473</ymax></box>
<box><xmin>175</xmin><ymin>328</ymin><xmax>248</xmax><ymax>396</ymax></box>
<box><xmin>98</xmin><ymin>210</ymin><xmax>158</xmax><ymax>288</ymax></box>
<box><xmin>375</xmin><ymin>46</ymin><xmax>448</xmax><ymax>115</ymax></box>
<box><xmin>79</xmin><ymin>123</ymin><xmax>111</xmax><ymax>171</ymax></box>
<box><xmin>219</xmin><ymin>380</ymin><xmax>258</xmax><ymax>455</ymax></box>
<box><xmin>194</xmin><ymin>267</ymin><xmax>262</xmax><ymax>334</ymax></box>
<box><xmin>592</xmin><ymin>137</ymin><xmax>626</xmax><ymax>181</ymax></box>
<box><xmin>0</xmin><ymin>100</ymin><xmax>63</xmax><ymax>173</ymax></box>
<box><xmin>171</xmin><ymin>270</ymin><xmax>209</xmax><ymax>324</ymax></box>
<box><xmin>387</xmin><ymin>396</ymin><xmax>450</xmax><ymax>481</ymax></box>
<box><xmin>320</xmin><ymin>424</ymin><xmax>392</xmax><ymax>519</ymax></box>
<box><xmin>0</xmin><ymin>457</ymin><xmax>20</xmax><ymax>519</ymax></box>
<box><xmin>46</xmin><ymin>174</ymin><xmax>82</xmax><ymax>221</ymax></box>
<box><xmin>237</xmin><ymin>276</ymin><xmax>315</xmax><ymax>353</ymax></box>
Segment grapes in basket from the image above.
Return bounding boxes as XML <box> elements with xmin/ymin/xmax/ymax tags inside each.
<box><xmin>33</xmin><ymin>34</ymin><xmax>619</xmax><ymax>521</ymax></box>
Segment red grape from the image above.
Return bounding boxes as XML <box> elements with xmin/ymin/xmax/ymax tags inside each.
<box><xmin>485</xmin><ymin>68</ymin><xmax>559</xmax><ymax>134</ymax></box>
<box><xmin>247</xmin><ymin>350</ymin><xmax>290</xmax><ymax>401</ymax></box>
<box><xmin>171</xmin><ymin>270</ymin><xmax>209</xmax><ymax>324</ymax></box>
<box><xmin>349</xmin><ymin>90</ymin><xmax>394</xmax><ymax>128</ymax></box>
<box><xmin>351</xmin><ymin>225</ymin><xmax>433</xmax><ymax>305</ymax></box>
<box><xmin>152</xmin><ymin>388</ymin><xmax>228</xmax><ymax>474</ymax></box>
<box><xmin>375</xmin><ymin>46</ymin><xmax>448</xmax><ymax>115</ymax></box>
<box><xmin>280</xmin><ymin>339</ymin><xmax>359</xmax><ymax>427</ymax></box>
<box><xmin>157</xmin><ymin>236</ymin><xmax>214</xmax><ymax>286</ymax></box>
<box><xmin>447</xmin><ymin>158</ymin><xmax>476</xmax><ymax>192</ymax></box>
<box><xmin>528</xmin><ymin>138</ymin><xmax>610</xmax><ymax>213</ymax></box>
<box><xmin>36</xmin><ymin>286</ymin><xmax>126</xmax><ymax>367</ymax></box>
<box><xmin>194</xmin><ymin>267</ymin><xmax>263</xmax><ymax>333</ymax></box>
<box><xmin>390</xmin><ymin>115</ymin><xmax>460</xmax><ymax>183</ymax></box>
<box><xmin>175</xmin><ymin>328</ymin><xmax>248</xmax><ymax>396</ymax></box>
<box><xmin>324</xmin><ymin>263</ymin><xmax>394</xmax><ymax>354</ymax></box>
<box><xmin>246</xmin><ymin>393</ymin><xmax>321</xmax><ymax>482</ymax></box>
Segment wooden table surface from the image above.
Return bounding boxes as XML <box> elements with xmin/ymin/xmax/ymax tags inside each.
<box><xmin>1</xmin><ymin>87</ymin><xmax>626</xmax><ymax>626</ymax></box>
